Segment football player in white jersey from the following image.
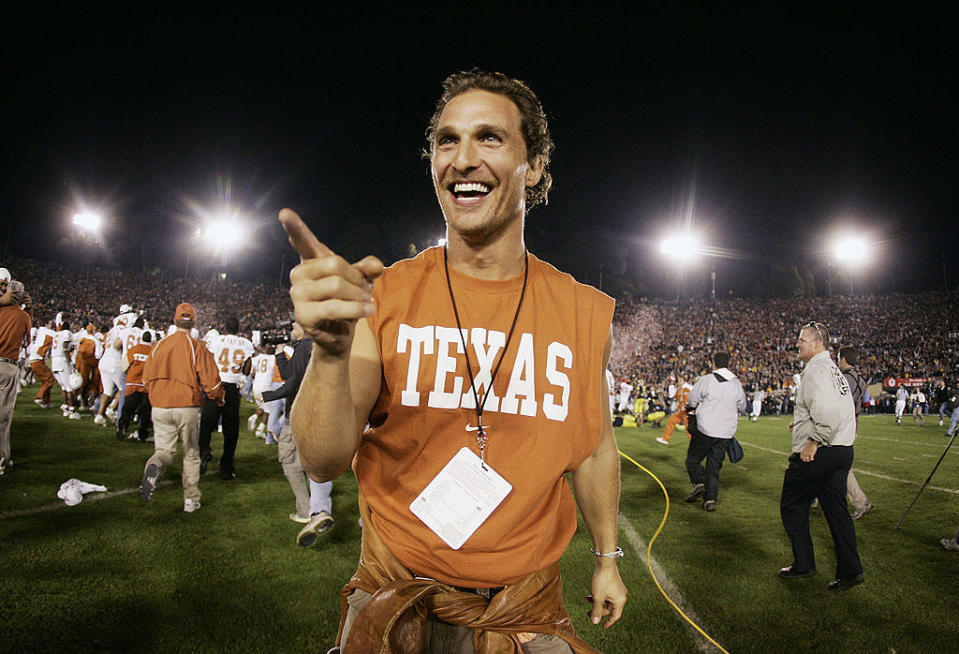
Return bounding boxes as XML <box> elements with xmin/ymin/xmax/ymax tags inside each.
<box><xmin>113</xmin><ymin>304</ymin><xmax>139</xmax><ymax>330</ymax></box>
<box><xmin>28</xmin><ymin>321</ymin><xmax>56</xmax><ymax>407</ymax></box>
<box><xmin>250</xmin><ymin>344</ymin><xmax>284</xmax><ymax>444</ymax></box>
<box><xmin>114</xmin><ymin>316</ymin><xmax>146</xmax><ymax>418</ymax></box>
<box><xmin>895</xmin><ymin>385</ymin><xmax>908</xmax><ymax>424</ymax></box>
<box><xmin>199</xmin><ymin>317</ymin><xmax>254</xmax><ymax>479</ymax></box>
<box><xmin>94</xmin><ymin>322</ymin><xmax>125</xmax><ymax>426</ymax></box>
<box><xmin>50</xmin><ymin>316</ymin><xmax>80</xmax><ymax>419</ymax></box>
<box><xmin>203</xmin><ymin>328</ymin><xmax>219</xmax><ymax>351</ymax></box>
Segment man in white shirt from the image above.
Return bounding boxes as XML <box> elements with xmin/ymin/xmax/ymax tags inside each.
<box><xmin>751</xmin><ymin>388</ymin><xmax>764</xmax><ymax>422</ymax></box>
<box><xmin>910</xmin><ymin>388</ymin><xmax>926</xmax><ymax>426</ymax></box>
<box><xmin>616</xmin><ymin>378</ymin><xmax>633</xmax><ymax>414</ymax></box>
<box><xmin>605</xmin><ymin>369</ymin><xmax>616</xmax><ymax>415</ymax></box>
<box><xmin>199</xmin><ymin>317</ymin><xmax>254</xmax><ymax>479</ymax></box>
<box><xmin>683</xmin><ymin>352</ymin><xmax>746</xmax><ymax>511</ymax></box>
<box><xmin>778</xmin><ymin>321</ymin><xmax>863</xmax><ymax>591</ymax></box>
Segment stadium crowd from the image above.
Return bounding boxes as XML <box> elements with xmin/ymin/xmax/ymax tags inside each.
<box><xmin>5</xmin><ymin>256</ymin><xmax>958</xmax><ymax>401</ymax></box>
<box><xmin>8</xmin><ymin>257</ymin><xmax>292</xmax><ymax>336</ymax></box>
<box><xmin>609</xmin><ymin>293</ymin><xmax>959</xmax><ymax>401</ymax></box>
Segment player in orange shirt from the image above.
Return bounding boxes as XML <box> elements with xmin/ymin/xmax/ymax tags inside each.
<box><xmin>118</xmin><ymin>330</ymin><xmax>154</xmax><ymax>442</ymax></box>
<box><xmin>75</xmin><ymin>324</ymin><xmax>100</xmax><ymax>410</ymax></box>
<box><xmin>657</xmin><ymin>376</ymin><xmax>693</xmax><ymax>445</ymax></box>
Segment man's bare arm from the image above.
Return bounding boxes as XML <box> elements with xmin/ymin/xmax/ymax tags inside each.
<box><xmin>569</xmin><ymin>328</ymin><xmax>627</xmax><ymax>628</ymax></box>
<box><xmin>279</xmin><ymin>209</ymin><xmax>385</xmax><ymax>482</ymax></box>
<box><xmin>292</xmin><ymin>319</ymin><xmax>381</xmax><ymax>481</ymax></box>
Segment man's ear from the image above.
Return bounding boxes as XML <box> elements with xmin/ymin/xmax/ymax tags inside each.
<box><xmin>525</xmin><ymin>156</ymin><xmax>544</xmax><ymax>188</ymax></box>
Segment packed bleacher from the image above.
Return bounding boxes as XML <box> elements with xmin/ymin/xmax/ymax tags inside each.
<box><xmin>9</xmin><ymin>257</ymin><xmax>291</xmax><ymax>334</ymax></box>
<box><xmin>7</xmin><ymin>256</ymin><xmax>958</xmax><ymax>396</ymax></box>
<box><xmin>610</xmin><ymin>293</ymin><xmax>959</xmax><ymax>395</ymax></box>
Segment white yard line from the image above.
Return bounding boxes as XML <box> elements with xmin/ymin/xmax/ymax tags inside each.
<box><xmin>856</xmin><ymin>434</ymin><xmax>959</xmax><ymax>450</ymax></box>
<box><xmin>620</xmin><ymin>513</ymin><xmax>720</xmax><ymax>653</ymax></box>
<box><xmin>739</xmin><ymin>441</ymin><xmax>959</xmax><ymax>495</ymax></box>
<box><xmin>0</xmin><ymin>480</ymin><xmax>176</xmax><ymax>520</ymax></box>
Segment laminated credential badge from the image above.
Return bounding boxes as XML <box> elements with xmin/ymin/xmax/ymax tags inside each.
<box><xmin>410</xmin><ymin>447</ymin><xmax>513</xmax><ymax>550</ymax></box>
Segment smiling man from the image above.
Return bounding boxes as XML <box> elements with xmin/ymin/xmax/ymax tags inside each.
<box><xmin>280</xmin><ymin>70</ymin><xmax>626</xmax><ymax>653</ymax></box>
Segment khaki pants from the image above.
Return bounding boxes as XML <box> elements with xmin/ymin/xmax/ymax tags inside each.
<box><xmin>0</xmin><ymin>361</ymin><xmax>18</xmax><ymax>462</ymax></box>
<box><xmin>146</xmin><ymin>406</ymin><xmax>202</xmax><ymax>502</ymax></box>
<box><xmin>339</xmin><ymin>588</ymin><xmax>573</xmax><ymax>653</ymax></box>
<box><xmin>278</xmin><ymin>422</ymin><xmax>311</xmax><ymax>519</ymax></box>
<box><xmin>846</xmin><ymin>470</ymin><xmax>869</xmax><ymax>511</ymax></box>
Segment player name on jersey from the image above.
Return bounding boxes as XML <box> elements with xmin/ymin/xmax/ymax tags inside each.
<box><xmin>210</xmin><ymin>334</ymin><xmax>255</xmax><ymax>385</ymax></box>
<box><xmin>396</xmin><ymin>323</ymin><xmax>573</xmax><ymax>422</ymax></box>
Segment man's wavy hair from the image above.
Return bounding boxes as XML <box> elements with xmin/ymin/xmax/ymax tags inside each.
<box><xmin>425</xmin><ymin>69</ymin><xmax>554</xmax><ymax>210</ymax></box>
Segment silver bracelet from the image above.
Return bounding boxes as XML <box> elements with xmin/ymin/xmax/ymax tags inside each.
<box><xmin>590</xmin><ymin>546</ymin><xmax>624</xmax><ymax>559</ymax></box>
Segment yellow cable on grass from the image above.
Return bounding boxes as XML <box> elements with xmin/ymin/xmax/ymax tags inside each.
<box><xmin>618</xmin><ymin>449</ymin><xmax>730</xmax><ymax>654</ymax></box>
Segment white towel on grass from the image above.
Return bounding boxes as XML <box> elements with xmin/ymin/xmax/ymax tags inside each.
<box><xmin>58</xmin><ymin>479</ymin><xmax>108</xmax><ymax>506</ymax></box>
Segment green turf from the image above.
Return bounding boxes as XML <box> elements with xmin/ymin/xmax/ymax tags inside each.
<box><xmin>2</xmin><ymin>386</ymin><xmax>958</xmax><ymax>653</ymax></box>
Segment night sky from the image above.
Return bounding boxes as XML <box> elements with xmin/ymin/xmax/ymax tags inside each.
<box><xmin>3</xmin><ymin>5</ymin><xmax>955</xmax><ymax>296</ymax></box>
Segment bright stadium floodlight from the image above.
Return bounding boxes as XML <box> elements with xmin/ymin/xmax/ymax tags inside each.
<box><xmin>660</xmin><ymin>232</ymin><xmax>700</xmax><ymax>259</ymax></box>
<box><xmin>203</xmin><ymin>217</ymin><xmax>247</xmax><ymax>253</ymax></box>
<box><xmin>834</xmin><ymin>235</ymin><xmax>870</xmax><ymax>267</ymax></box>
<box><xmin>73</xmin><ymin>212</ymin><xmax>102</xmax><ymax>233</ymax></box>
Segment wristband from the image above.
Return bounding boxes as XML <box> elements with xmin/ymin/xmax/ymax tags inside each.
<box><xmin>590</xmin><ymin>546</ymin><xmax>624</xmax><ymax>559</ymax></box>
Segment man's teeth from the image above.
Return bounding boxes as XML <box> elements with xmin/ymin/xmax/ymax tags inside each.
<box><xmin>453</xmin><ymin>182</ymin><xmax>491</xmax><ymax>194</ymax></box>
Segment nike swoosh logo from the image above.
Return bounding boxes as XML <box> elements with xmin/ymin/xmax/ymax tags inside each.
<box><xmin>465</xmin><ymin>424</ymin><xmax>480</xmax><ymax>432</ymax></box>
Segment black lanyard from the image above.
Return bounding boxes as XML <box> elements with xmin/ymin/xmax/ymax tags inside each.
<box><xmin>443</xmin><ymin>247</ymin><xmax>529</xmax><ymax>466</ymax></box>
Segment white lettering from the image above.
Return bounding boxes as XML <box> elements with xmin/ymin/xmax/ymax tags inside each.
<box><xmin>543</xmin><ymin>342</ymin><xmax>572</xmax><ymax>421</ymax></box>
<box><xmin>398</xmin><ymin>324</ymin><xmax>434</xmax><ymax>407</ymax></box>
<box><xmin>461</xmin><ymin>328</ymin><xmax>503</xmax><ymax>412</ymax></box>
<box><xmin>500</xmin><ymin>333</ymin><xmax>537</xmax><ymax>417</ymax></box>
<box><xmin>428</xmin><ymin>326</ymin><xmax>465</xmax><ymax>409</ymax></box>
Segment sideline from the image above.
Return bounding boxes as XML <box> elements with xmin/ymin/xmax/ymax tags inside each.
<box><xmin>739</xmin><ymin>441</ymin><xmax>959</xmax><ymax>495</ymax></box>
<box><xmin>619</xmin><ymin>513</ymin><xmax>717</xmax><ymax>653</ymax></box>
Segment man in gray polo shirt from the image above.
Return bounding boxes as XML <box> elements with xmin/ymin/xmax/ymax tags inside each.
<box><xmin>778</xmin><ymin>321</ymin><xmax>864</xmax><ymax>591</ymax></box>
<box><xmin>683</xmin><ymin>351</ymin><xmax>746</xmax><ymax>512</ymax></box>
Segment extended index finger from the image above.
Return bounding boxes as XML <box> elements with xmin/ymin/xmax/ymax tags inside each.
<box><xmin>279</xmin><ymin>208</ymin><xmax>334</xmax><ymax>261</ymax></box>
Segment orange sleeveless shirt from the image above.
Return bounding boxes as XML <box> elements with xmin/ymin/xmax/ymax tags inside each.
<box><xmin>360</xmin><ymin>247</ymin><xmax>614</xmax><ymax>587</ymax></box>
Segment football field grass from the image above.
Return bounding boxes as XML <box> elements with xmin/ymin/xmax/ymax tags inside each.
<box><xmin>2</xmin><ymin>386</ymin><xmax>958</xmax><ymax>653</ymax></box>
